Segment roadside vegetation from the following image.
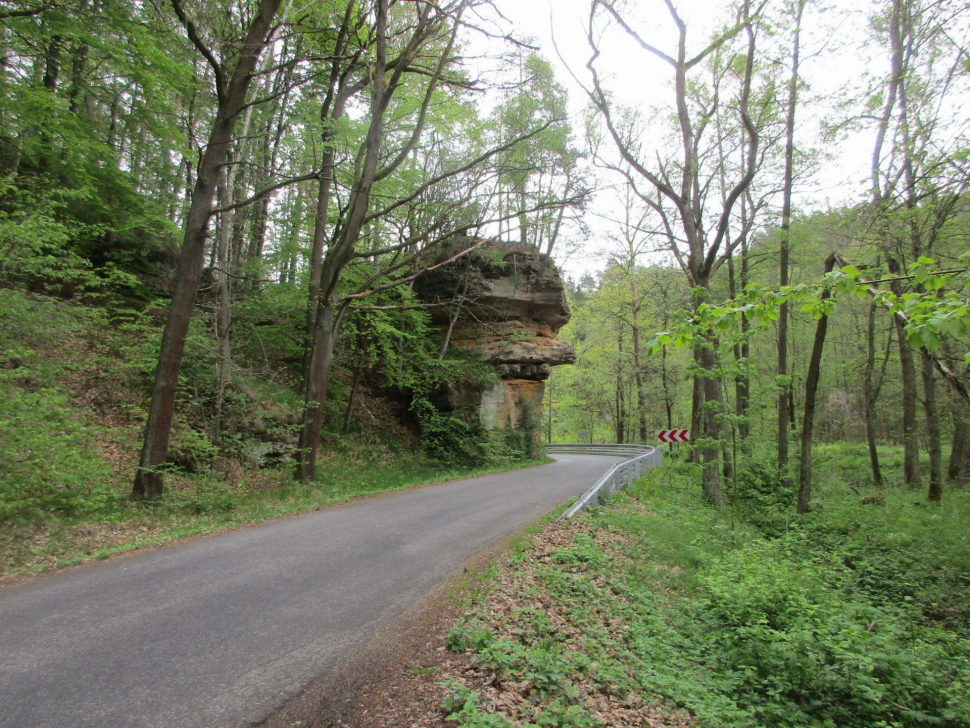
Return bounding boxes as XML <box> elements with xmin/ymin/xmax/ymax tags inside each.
<box><xmin>0</xmin><ymin>287</ymin><xmax>542</xmax><ymax>580</ymax></box>
<box><xmin>440</xmin><ymin>447</ymin><xmax>970</xmax><ymax>728</ymax></box>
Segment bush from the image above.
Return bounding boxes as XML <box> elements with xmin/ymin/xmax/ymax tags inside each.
<box><xmin>446</xmin><ymin>465</ymin><xmax>970</xmax><ymax>728</ymax></box>
<box><xmin>701</xmin><ymin>539</ymin><xmax>970</xmax><ymax>727</ymax></box>
<box><xmin>412</xmin><ymin>397</ymin><xmax>488</xmax><ymax>467</ymax></box>
<box><xmin>0</xmin><ymin>289</ymin><xmax>122</xmax><ymax>519</ymax></box>
<box><xmin>0</xmin><ymin>382</ymin><xmax>121</xmax><ymax>519</ymax></box>
<box><xmin>732</xmin><ymin>452</ymin><xmax>794</xmax><ymax>537</ymax></box>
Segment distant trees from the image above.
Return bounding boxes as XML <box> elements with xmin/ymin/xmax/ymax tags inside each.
<box><xmin>582</xmin><ymin>0</ymin><xmax>764</xmax><ymax>503</ymax></box>
<box><xmin>866</xmin><ymin>0</ymin><xmax>970</xmax><ymax>501</ymax></box>
<box><xmin>552</xmin><ymin>0</ymin><xmax>970</xmax><ymax>511</ymax></box>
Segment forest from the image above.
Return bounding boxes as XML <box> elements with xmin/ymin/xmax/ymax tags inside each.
<box><xmin>1</xmin><ymin>0</ymin><xmax>969</xmax><ymax>725</ymax></box>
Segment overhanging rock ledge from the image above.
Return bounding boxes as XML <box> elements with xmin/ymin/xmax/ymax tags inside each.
<box><xmin>413</xmin><ymin>239</ymin><xmax>576</xmax><ymax>432</ymax></box>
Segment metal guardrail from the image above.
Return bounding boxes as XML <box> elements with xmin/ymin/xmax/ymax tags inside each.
<box><xmin>541</xmin><ymin>444</ymin><xmax>662</xmax><ymax>519</ymax></box>
<box><xmin>543</xmin><ymin>443</ymin><xmax>655</xmax><ymax>457</ymax></box>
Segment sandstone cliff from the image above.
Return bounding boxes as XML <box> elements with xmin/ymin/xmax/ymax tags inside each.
<box><xmin>414</xmin><ymin>240</ymin><xmax>575</xmax><ymax>431</ymax></box>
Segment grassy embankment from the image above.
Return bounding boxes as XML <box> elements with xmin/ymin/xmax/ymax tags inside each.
<box><xmin>0</xmin><ymin>287</ymin><xmax>542</xmax><ymax>580</ymax></box>
<box><xmin>441</xmin><ymin>446</ymin><xmax>970</xmax><ymax>728</ymax></box>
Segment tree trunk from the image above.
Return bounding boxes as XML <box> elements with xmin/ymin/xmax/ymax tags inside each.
<box><xmin>948</xmin><ymin>411</ymin><xmax>969</xmax><ymax>483</ymax></box>
<box><xmin>864</xmin><ymin>302</ymin><xmax>883</xmax><ymax>489</ymax></box>
<box><xmin>891</xmin><ymin>285</ymin><xmax>922</xmax><ymax>485</ymax></box>
<box><xmin>737</xmin><ymin>239</ymin><xmax>750</xmax><ymax>441</ymax></box>
<box><xmin>133</xmin><ymin>0</ymin><xmax>284</xmax><ymax>499</ymax></box>
<box><xmin>698</xmin><ymin>340</ymin><xmax>722</xmax><ymax>505</ymax></box>
<box><xmin>296</xmin><ymin>295</ymin><xmax>338</xmax><ymax>481</ymax></box>
<box><xmin>295</xmin><ymin>0</ymin><xmax>462</xmax><ymax>482</ymax></box>
<box><xmin>778</xmin><ymin>0</ymin><xmax>804</xmax><ymax>488</ymax></box>
<box><xmin>302</xmin><ymin>95</ymin><xmax>350</xmax><ymax>383</ymax></box>
<box><xmin>546</xmin><ymin>377</ymin><xmax>554</xmax><ymax>444</ymax></box>
<box><xmin>615</xmin><ymin>326</ymin><xmax>625</xmax><ymax>444</ymax></box>
<box><xmin>343</xmin><ymin>347</ymin><xmax>365</xmax><ymax>434</ymax></box>
<box><xmin>296</xmin><ymin>0</ymin><xmax>394</xmax><ymax>482</ymax></box>
<box><xmin>212</xmin><ymin>173</ymin><xmax>233</xmax><ymax>445</ymax></box>
<box><xmin>921</xmin><ymin>349</ymin><xmax>942</xmax><ymax>501</ymax></box>
<box><xmin>629</xmin><ymin>276</ymin><xmax>647</xmax><ymax>443</ymax></box>
<box><xmin>797</xmin><ymin>254</ymin><xmax>836</xmax><ymax>514</ymax></box>
<box><xmin>42</xmin><ymin>35</ymin><xmax>62</xmax><ymax>91</ymax></box>
<box><xmin>690</xmin><ymin>365</ymin><xmax>703</xmax><ymax>461</ymax></box>
<box><xmin>728</xmin><ymin>253</ymin><xmax>749</xmax><ymax>443</ymax></box>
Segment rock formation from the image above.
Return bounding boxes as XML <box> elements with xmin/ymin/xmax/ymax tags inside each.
<box><xmin>414</xmin><ymin>239</ymin><xmax>575</xmax><ymax>432</ymax></box>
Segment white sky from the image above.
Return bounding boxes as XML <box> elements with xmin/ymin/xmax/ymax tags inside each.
<box><xmin>482</xmin><ymin>0</ymin><xmax>888</xmax><ymax>279</ymax></box>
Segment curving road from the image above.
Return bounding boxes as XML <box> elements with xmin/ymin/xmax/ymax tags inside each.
<box><xmin>0</xmin><ymin>454</ymin><xmax>619</xmax><ymax>728</ymax></box>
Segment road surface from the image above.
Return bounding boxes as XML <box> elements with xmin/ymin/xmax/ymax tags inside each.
<box><xmin>0</xmin><ymin>454</ymin><xmax>619</xmax><ymax>728</ymax></box>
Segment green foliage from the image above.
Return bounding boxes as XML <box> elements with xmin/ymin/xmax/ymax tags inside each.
<box><xmin>0</xmin><ymin>289</ymin><xmax>121</xmax><ymax>519</ymax></box>
<box><xmin>731</xmin><ymin>452</ymin><xmax>794</xmax><ymax>537</ymax></box>
<box><xmin>0</xmin><ymin>381</ymin><xmax>122</xmax><ymax>519</ymax></box>
<box><xmin>700</xmin><ymin>541</ymin><xmax>969</xmax><ymax>727</ymax></box>
<box><xmin>449</xmin><ymin>455</ymin><xmax>970</xmax><ymax>728</ymax></box>
<box><xmin>447</xmin><ymin>618</ymin><xmax>495</xmax><ymax>652</ymax></box>
<box><xmin>649</xmin><ymin>257</ymin><xmax>970</xmax><ymax>363</ymax></box>
<box><xmin>412</xmin><ymin>397</ymin><xmax>488</xmax><ymax>467</ymax></box>
<box><xmin>442</xmin><ymin>683</ymin><xmax>518</xmax><ymax>727</ymax></box>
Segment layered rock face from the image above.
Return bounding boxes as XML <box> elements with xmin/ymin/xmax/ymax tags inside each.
<box><xmin>414</xmin><ymin>240</ymin><xmax>575</xmax><ymax>431</ymax></box>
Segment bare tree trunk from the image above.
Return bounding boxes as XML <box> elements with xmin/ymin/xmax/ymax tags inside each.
<box><xmin>864</xmin><ymin>302</ymin><xmax>884</xmax><ymax>488</ymax></box>
<box><xmin>890</xmin><ymin>271</ymin><xmax>922</xmax><ymax>486</ymax></box>
<box><xmin>297</xmin><ymin>0</ymin><xmax>393</xmax><ymax>482</ymax></box>
<box><xmin>870</xmin><ymin>1</ymin><xmax>920</xmax><ymax>487</ymax></box>
<box><xmin>662</xmin><ymin>345</ymin><xmax>673</xmax><ymax>431</ymax></box>
<box><xmin>727</xmin><ymin>252</ymin><xmax>749</xmax><ymax>442</ymax></box>
<box><xmin>797</xmin><ymin>254</ymin><xmax>836</xmax><ymax>513</ymax></box>
<box><xmin>949</xmin><ymin>411</ymin><xmax>969</xmax><ymax>483</ymax></box>
<box><xmin>343</xmin><ymin>347</ymin><xmax>365</xmax><ymax>434</ymax></box>
<box><xmin>439</xmin><ymin>305</ymin><xmax>459</xmax><ymax>359</ymax></box>
<box><xmin>302</xmin><ymin>89</ymin><xmax>352</xmax><ymax>382</ymax></box>
<box><xmin>212</xmin><ymin>174</ymin><xmax>233</xmax><ymax>445</ymax></box>
<box><xmin>296</xmin><ymin>293</ymin><xmax>339</xmax><ymax>481</ymax></box>
<box><xmin>439</xmin><ymin>271</ymin><xmax>468</xmax><ymax>359</ymax></box>
<box><xmin>631</xmin><ymin>327</ymin><xmax>647</xmax><ymax>444</ymax></box>
<box><xmin>211</xmin><ymin>99</ymin><xmax>254</xmax><ymax>445</ymax></box>
<box><xmin>626</xmin><ymin>258</ymin><xmax>647</xmax><ymax>443</ymax></box>
<box><xmin>42</xmin><ymin>35</ymin><xmax>61</xmax><ymax>91</ymax></box>
<box><xmin>737</xmin><ymin>238</ymin><xmax>750</xmax><ymax>441</ymax></box>
<box><xmin>615</xmin><ymin>326</ymin><xmax>625</xmax><ymax>444</ymax></box>
<box><xmin>698</xmin><ymin>340</ymin><xmax>722</xmax><ymax>505</ymax></box>
<box><xmin>295</xmin><ymin>0</ymin><xmax>463</xmax><ymax>482</ymax></box>
<box><xmin>546</xmin><ymin>376</ymin><xmax>554</xmax><ymax>444</ymax></box>
<box><xmin>922</xmin><ymin>350</ymin><xmax>942</xmax><ymax>501</ymax></box>
<box><xmin>133</xmin><ymin>0</ymin><xmax>284</xmax><ymax>499</ymax></box>
<box><xmin>690</xmin><ymin>363</ymin><xmax>704</xmax><ymax>459</ymax></box>
<box><xmin>778</xmin><ymin>0</ymin><xmax>804</xmax><ymax>488</ymax></box>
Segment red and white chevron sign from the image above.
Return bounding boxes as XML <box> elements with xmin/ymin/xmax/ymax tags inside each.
<box><xmin>657</xmin><ymin>429</ymin><xmax>691</xmax><ymax>443</ymax></box>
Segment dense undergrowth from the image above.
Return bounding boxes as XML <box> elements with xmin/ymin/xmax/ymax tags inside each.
<box><xmin>0</xmin><ymin>286</ymin><xmax>540</xmax><ymax>580</ymax></box>
<box><xmin>443</xmin><ymin>448</ymin><xmax>970</xmax><ymax>728</ymax></box>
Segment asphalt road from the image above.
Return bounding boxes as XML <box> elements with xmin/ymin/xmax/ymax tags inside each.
<box><xmin>0</xmin><ymin>454</ymin><xmax>619</xmax><ymax>728</ymax></box>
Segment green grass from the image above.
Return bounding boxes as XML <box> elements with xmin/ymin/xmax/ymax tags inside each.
<box><xmin>444</xmin><ymin>444</ymin><xmax>970</xmax><ymax>728</ymax></box>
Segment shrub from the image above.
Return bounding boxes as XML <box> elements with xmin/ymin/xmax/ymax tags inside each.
<box><xmin>0</xmin><ymin>382</ymin><xmax>121</xmax><ymax>519</ymax></box>
<box><xmin>412</xmin><ymin>397</ymin><xmax>488</xmax><ymax>467</ymax></box>
<box><xmin>701</xmin><ymin>540</ymin><xmax>970</xmax><ymax>727</ymax></box>
<box><xmin>732</xmin><ymin>452</ymin><xmax>794</xmax><ymax>537</ymax></box>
